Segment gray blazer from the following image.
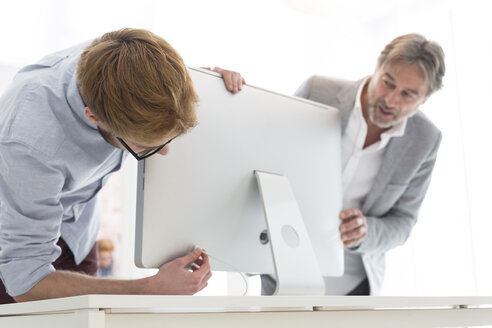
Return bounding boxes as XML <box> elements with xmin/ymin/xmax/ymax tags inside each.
<box><xmin>295</xmin><ymin>75</ymin><xmax>442</xmax><ymax>295</ymax></box>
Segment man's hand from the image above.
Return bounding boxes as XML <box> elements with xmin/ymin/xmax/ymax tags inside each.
<box><xmin>13</xmin><ymin>248</ymin><xmax>212</xmax><ymax>302</ymax></box>
<box><xmin>201</xmin><ymin>66</ymin><xmax>246</xmax><ymax>94</ymax></box>
<box><xmin>339</xmin><ymin>208</ymin><xmax>368</xmax><ymax>248</ymax></box>
<box><xmin>147</xmin><ymin>248</ymin><xmax>212</xmax><ymax>295</ymax></box>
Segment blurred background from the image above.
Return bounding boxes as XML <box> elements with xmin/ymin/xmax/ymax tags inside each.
<box><xmin>0</xmin><ymin>0</ymin><xmax>490</xmax><ymax>296</ymax></box>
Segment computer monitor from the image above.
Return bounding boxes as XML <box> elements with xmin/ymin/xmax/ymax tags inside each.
<box><xmin>135</xmin><ymin>68</ymin><xmax>343</xmax><ymax>295</ymax></box>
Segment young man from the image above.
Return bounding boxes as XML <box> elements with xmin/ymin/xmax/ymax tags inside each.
<box><xmin>0</xmin><ymin>28</ymin><xmax>244</xmax><ymax>303</ymax></box>
<box><xmin>261</xmin><ymin>33</ymin><xmax>445</xmax><ymax>295</ymax></box>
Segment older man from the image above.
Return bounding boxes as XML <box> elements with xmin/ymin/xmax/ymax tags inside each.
<box><xmin>262</xmin><ymin>33</ymin><xmax>445</xmax><ymax>295</ymax></box>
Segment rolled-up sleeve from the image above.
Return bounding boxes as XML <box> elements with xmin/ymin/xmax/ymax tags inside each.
<box><xmin>0</xmin><ymin>140</ymin><xmax>65</xmax><ymax>297</ymax></box>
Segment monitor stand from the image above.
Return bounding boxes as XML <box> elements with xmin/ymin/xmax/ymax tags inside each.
<box><xmin>255</xmin><ymin>171</ymin><xmax>325</xmax><ymax>296</ymax></box>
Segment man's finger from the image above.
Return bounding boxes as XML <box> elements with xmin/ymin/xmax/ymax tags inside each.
<box><xmin>193</xmin><ymin>252</ymin><xmax>210</xmax><ymax>274</ymax></box>
<box><xmin>234</xmin><ymin>74</ymin><xmax>243</xmax><ymax>91</ymax></box>
<box><xmin>343</xmin><ymin>232</ymin><xmax>367</xmax><ymax>247</ymax></box>
<box><xmin>225</xmin><ymin>74</ymin><xmax>236</xmax><ymax>92</ymax></box>
<box><xmin>340</xmin><ymin>216</ymin><xmax>365</xmax><ymax>232</ymax></box>
<box><xmin>339</xmin><ymin>208</ymin><xmax>362</xmax><ymax>220</ymax></box>
<box><xmin>193</xmin><ymin>257</ymin><xmax>204</xmax><ymax>267</ymax></box>
<box><xmin>342</xmin><ymin>225</ymin><xmax>367</xmax><ymax>240</ymax></box>
<box><xmin>228</xmin><ymin>73</ymin><xmax>240</xmax><ymax>93</ymax></box>
<box><xmin>344</xmin><ymin>232</ymin><xmax>367</xmax><ymax>248</ymax></box>
<box><xmin>201</xmin><ymin>270</ymin><xmax>213</xmax><ymax>285</ymax></box>
<box><xmin>181</xmin><ymin>248</ymin><xmax>204</xmax><ymax>267</ymax></box>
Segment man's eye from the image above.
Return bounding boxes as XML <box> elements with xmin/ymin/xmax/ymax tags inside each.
<box><xmin>402</xmin><ymin>91</ymin><xmax>413</xmax><ymax>99</ymax></box>
<box><xmin>383</xmin><ymin>80</ymin><xmax>393</xmax><ymax>88</ymax></box>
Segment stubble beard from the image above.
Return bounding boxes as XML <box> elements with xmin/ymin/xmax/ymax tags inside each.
<box><xmin>367</xmin><ymin>97</ymin><xmax>403</xmax><ymax>129</ymax></box>
<box><xmin>97</xmin><ymin>126</ymin><xmax>121</xmax><ymax>149</ymax></box>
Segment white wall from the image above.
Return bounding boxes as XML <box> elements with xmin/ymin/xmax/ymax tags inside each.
<box><xmin>1</xmin><ymin>0</ymin><xmax>490</xmax><ymax>296</ymax></box>
<box><xmin>0</xmin><ymin>65</ymin><xmax>19</xmax><ymax>92</ymax></box>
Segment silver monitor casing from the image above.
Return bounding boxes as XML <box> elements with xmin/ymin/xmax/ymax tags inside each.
<box><xmin>135</xmin><ymin>67</ymin><xmax>344</xmax><ymax>277</ymax></box>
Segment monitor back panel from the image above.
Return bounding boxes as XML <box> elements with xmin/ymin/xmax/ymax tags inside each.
<box><xmin>135</xmin><ymin>68</ymin><xmax>343</xmax><ymax>276</ymax></box>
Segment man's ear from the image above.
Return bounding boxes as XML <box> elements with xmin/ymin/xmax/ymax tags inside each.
<box><xmin>420</xmin><ymin>96</ymin><xmax>428</xmax><ymax>106</ymax></box>
<box><xmin>84</xmin><ymin>107</ymin><xmax>101</xmax><ymax>127</ymax></box>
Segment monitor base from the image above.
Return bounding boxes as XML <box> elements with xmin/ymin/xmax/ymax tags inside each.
<box><xmin>255</xmin><ymin>170</ymin><xmax>325</xmax><ymax>296</ymax></box>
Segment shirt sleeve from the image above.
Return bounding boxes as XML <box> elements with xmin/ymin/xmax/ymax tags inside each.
<box><xmin>293</xmin><ymin>76</ymin><xmax>315</xmax><ymax>98</ymax></box>
<box><xmin>0</xmin><ymin>139</ymin><xmax>66</xmax><ymax>297</ymax></box>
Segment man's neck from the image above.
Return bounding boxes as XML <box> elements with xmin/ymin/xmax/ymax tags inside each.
<box><xmin>360</xmin><ymin>80</ymin><xmax>389</xmax><ymax>149</ymax></box>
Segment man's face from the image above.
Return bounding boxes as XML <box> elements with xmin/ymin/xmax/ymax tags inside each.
<box><xmin>366</xmin><ymin>61</ymin><xmax>429</xmax><ymax>129</ymax></box>
<box><xmin>99</xmin><ymin>250</ymin><xmax>112</xmax><ymax>268</ymax></box>
<box><xmin>85</xmin><ymin>108</ymin><xmax>173</xmax><ymax>158</ymax></box>
<box><xmin>97</xmin><ymin>126</ymin><xmax>172</xmax><ymax>157</ymax></box>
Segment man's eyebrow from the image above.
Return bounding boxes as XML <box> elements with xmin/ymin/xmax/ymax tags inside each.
<box><xmin>383</xmin><ymin>72</ymin><xmax>419</xmax><ymax>96</ymax></box>
<box><xmin>405</xmin><ymin>88</ymin><xmax>420</xmax><ymax>96</ymax></box>
<box><xmin>383</xmin><ymin>73</ymin><xmax>395</xmax><ymax>81</ymax></box>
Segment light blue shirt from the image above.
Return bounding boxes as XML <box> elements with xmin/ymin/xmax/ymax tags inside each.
<box><xmin>0</xmin><ymin>42</ymin><xmax>127</xmax><ymax>296</ymax></box>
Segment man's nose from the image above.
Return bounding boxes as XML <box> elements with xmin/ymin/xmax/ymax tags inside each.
<box><xmin>384</xmin><ymin>89</ymin><xmax>401</xmax><ymax>108</ymax></box>
<box><xmin>158</xmin><ymin>144</ymin><xmax>171</xmax><ymax>156</ymax></box>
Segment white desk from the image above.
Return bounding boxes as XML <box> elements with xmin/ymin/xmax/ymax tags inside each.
<box><xmin>1</xmin><ymin>295</ymin><xmax>492</xmax><ymax>328</ymax></box>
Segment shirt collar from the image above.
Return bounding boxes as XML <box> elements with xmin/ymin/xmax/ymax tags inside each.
<box><xmin>354</xmin><ymin>77</ymin><xmax>369</xmax><ymax>117</ymax></box>
<box><xmin>381</xmin><ymin>118</ymin><xmax>407</xmax><ymax>138</ymax></box>
<box><xmin>66</xmin><ymin>68</ymin><xmax>98</xmax><ymax>130</ymax></box>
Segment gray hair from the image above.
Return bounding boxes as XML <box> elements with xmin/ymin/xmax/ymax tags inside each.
<box><xmin>377</xmin><ymin>33</ymin><xmax>445</xmax><ymax>96</ymax></box>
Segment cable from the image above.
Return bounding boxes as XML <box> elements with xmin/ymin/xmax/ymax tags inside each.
<box><xmin>201</xmin><ymin>249</ymin><xmax>249</xmax><ymax>296</ymax></box>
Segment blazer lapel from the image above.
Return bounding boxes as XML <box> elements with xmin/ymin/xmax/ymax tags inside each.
<box><xmin>331</xmin><ymin>76</ymin><xmax>418</xmax><ymax>215</ymax></box>
<box><xmin>331</xmin><ymin>76</ymin><xmax>415</xmax><ymax>214</ymax></box>
<box><xmin>361</xmin><ymin>122</ymin><xmax>415</xmax><ymax>214</ymax></box>
<box><xmin>336</xmin><ymin>78</ymin><xmax>365</xmax><ymax>134</ymax></box>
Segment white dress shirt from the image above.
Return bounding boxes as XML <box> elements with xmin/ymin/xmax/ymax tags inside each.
<box><xmin>323</xmin><ymin>77</ymin><xmax>406</xmax><ymax>295</ymax></box>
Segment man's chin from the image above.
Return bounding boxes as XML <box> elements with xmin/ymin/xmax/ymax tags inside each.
<box><xmin>371</xmin><ymin>116</ymin><xmax>399</xmax><ymax>129</ymax></box>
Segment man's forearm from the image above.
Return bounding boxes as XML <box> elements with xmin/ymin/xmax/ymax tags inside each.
<box><xmin>13</xmin><ymin>248</ymin><xmax>211</xmax><ymax>302</ymax></box>
<box><xmin>13</xmin><ymin>270</ymin><xmax>150</xmax><ymax>302</ymax></box>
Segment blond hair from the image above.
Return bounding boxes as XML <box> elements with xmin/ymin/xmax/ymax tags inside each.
<box><xmin>77</xmin><ymin>28</ymin><xmax>198</xmax><ymax>144</ymax></box>
<box><xmin>377</xmin><ymin>33</ymin><xmax>445</xmax><ymax>96</ymax></box>
<box><xmin>97</xmin><ymin>238</ymin><xmax>114</xmax><ymax>252</ymax></box>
